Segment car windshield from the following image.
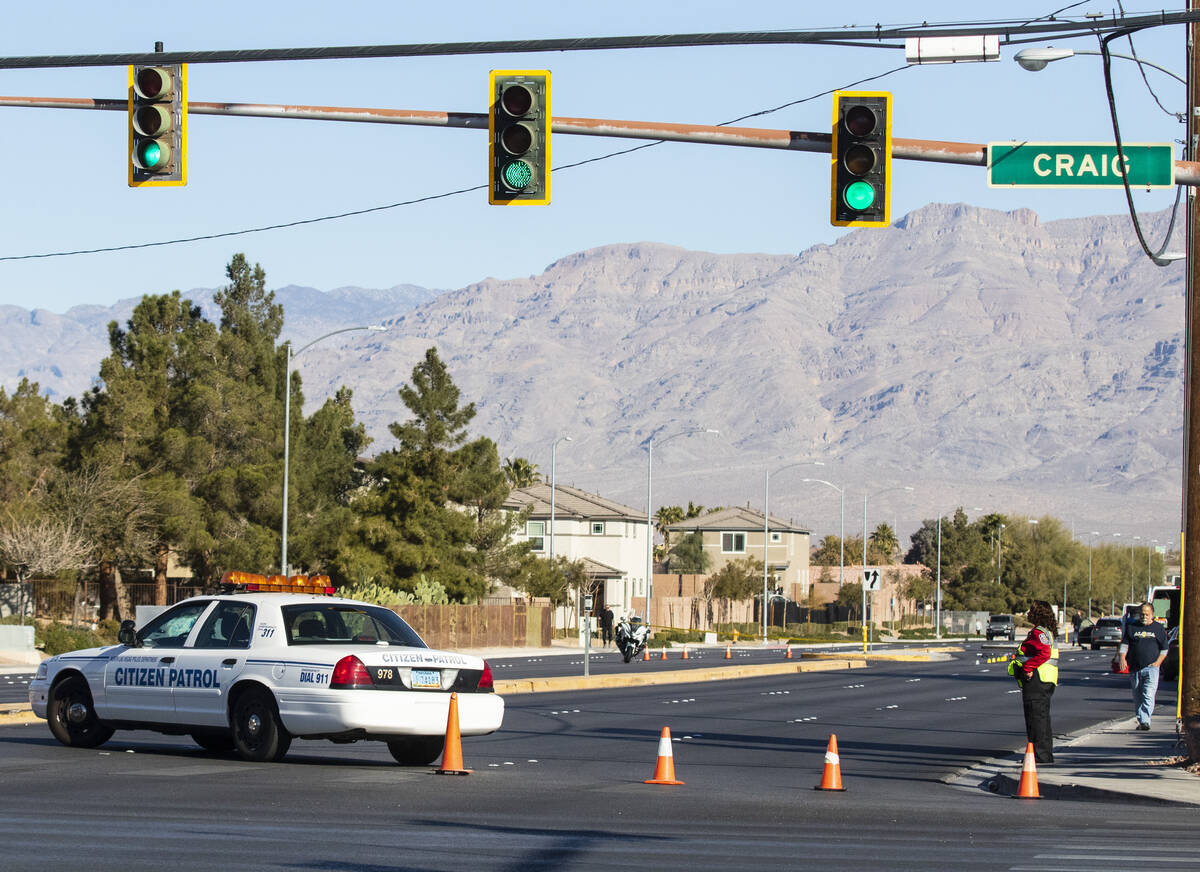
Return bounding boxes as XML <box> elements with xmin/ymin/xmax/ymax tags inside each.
<box><xmin>990</xmin><ymin>615</ymin><xmax>1012</xmax><ymax>622</ymax></box>
<box><xmin>282</xmin><ymin>603</ymin><xmax>427</xmax><ymax>648</ymax></box>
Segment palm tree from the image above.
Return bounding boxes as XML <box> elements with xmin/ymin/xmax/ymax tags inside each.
<box><xmin>655</xmin><ymin>505</ymin><xmax>686</xmax><ymax>552</ymax></box>
<box><xmin>503</xmin><ymin>457</ymin><xmax>540</xmax><ymax>488</ymax></box>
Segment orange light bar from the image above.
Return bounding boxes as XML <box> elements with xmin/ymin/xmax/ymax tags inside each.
<box><xmin>220</xmin><ymin>570</ymin><xmax>336</xmax><ymax>596</ymax></box>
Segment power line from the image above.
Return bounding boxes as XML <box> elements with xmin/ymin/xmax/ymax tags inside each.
<box><xmin>0</xmin><ymin>12</ymin><xmax>1195</xmax><ymax>69</ymax></box>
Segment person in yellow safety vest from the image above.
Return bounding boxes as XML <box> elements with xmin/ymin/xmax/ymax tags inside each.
<box><xmin>1007</xmin><ymin>600</ymin><xmax>1060</xmax><ymax>765</ymax></box>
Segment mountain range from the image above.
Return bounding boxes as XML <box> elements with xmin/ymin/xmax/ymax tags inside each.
<box><xmin>4</xmin><ymin>202</ymin><xmax>1185</xmax><ymax>544</ymax></box>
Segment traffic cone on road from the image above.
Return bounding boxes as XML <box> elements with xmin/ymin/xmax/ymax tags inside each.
<box><xmin>643</xmin><ymin>726</ymin><xmax>685</xmax><ymax>785</ymax></box>
<box><xmin>814</xmin><ymin>733</ymin><xmax>846</xmax><ymax>791</ymax></box>
<box><xmin>642</xmin><ymin>647</ymin><xmax>650</xmax><ymax>662</ymax></box>
<box><xmin>434</xmin><ymin>692</ymin><xmax>471</xmax><ymax>776</ymax></box>
<box><xmin>660</xmin><ymin>647</ymin><xmax>668</xmax><ymax>660</ymax></box>
<box><xmin>725</xmin><ymin>644</ymin><xmax>732</xmax><ymax>659</ymax></box>
<box><xmin>681</xmin><ymin>646</ymin><xmax>689</xmax><ymax>660</ymax></box>
<box><xmin>1015</xmin><ymin>742</ymin><xmax>1040</xmax><ymax>799</ymax></box>
<box><xmin>785</xmin><ymin>645</ymin><xmax>793</xmax><ymax>660</ymax></box>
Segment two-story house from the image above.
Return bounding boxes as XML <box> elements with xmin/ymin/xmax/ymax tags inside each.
<box><xmin>503</xmin><ymin>483</ymin><xmax>649</xmax><ymax>621</ymax></box>
<box><xmin>667</xmin><ymin>506</ymin><xmax>812</xmax><ymax>596</ymax></box>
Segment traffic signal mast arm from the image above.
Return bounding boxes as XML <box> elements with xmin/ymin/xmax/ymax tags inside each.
<box><xmin>4</xmin><ymin>93</ymin><xmax>1200</xmax><ymax>185</ymax></box>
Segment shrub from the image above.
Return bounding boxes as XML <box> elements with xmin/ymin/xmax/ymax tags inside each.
<box><xmin>38</xmin><ymin>621</ymin><xmax>119</xmax><ymax>656</ymax></box>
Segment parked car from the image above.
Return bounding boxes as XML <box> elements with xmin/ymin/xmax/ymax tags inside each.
<box><xmin>986</xmin><ymin>614</ymin><xmax>1016</xmax><ymax>641</ymax></box>
<box><xmin>1161</xmin><ymin>626</ymin><xmax>1180</xmax><ymax>681</ymax></box>
<box><xmin>1090</xmin><ymin>616</ymin><xmax>1124</xmax><ymax>650</ymax></box>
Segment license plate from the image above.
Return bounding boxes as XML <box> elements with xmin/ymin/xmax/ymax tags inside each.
<box><xmin>411</xmin><ymin>669</ymin><xmax>441</xmax><ymax>689</ymax></box>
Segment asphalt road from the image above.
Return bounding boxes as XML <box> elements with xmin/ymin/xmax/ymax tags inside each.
<box><xmin>1</xmin><ymin>644</ymin><xmax>1195</xmax><ymax>871</ymax></box>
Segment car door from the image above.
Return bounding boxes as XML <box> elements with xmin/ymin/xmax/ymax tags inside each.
<box><xmin>102</xmin><ymin>600</ymin><xmax>214</xmax><ymax>722</ymax></box>
<box><xmin>170</xmin><ymin>600</ymin><xmax>257</xmax><ymax>727</ymax></box>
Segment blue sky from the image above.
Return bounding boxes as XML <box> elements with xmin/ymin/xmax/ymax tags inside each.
<box><xmin>0</xmin><ymin>2</ymin><xmax>1187</xmax><ymax>311</ymax></box>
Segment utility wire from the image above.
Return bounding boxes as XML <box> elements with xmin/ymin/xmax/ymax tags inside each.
<box><xmin>1116</xmin><ymin>0</ymin><xmax>1182</xmax><ymax>120</ymax></box>
<box><xmin>0</xmin><ymin>65</ymin><xmax>913</xmax><ymax>263</ymax></box>
<box><xmin>1100</xmin><ymin>28</ymin><xmax>1183</xmax><ymax>267</ymax></box>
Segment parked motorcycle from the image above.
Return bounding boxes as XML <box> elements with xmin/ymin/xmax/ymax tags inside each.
<box><xmin>615</xmin><ymin>616</ymin><xmax>650</xmax><ymax>663</ymax></box>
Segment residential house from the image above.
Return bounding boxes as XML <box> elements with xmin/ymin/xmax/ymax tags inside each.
<box><xmin>667</xmin><ymin>506</ymin><xmax>812</xmax><ymax>596</ymax></box>
<box><xmin>503</xmin><ymin>483</ymin><xmax>649</xmax><ymax>623</ymax></box>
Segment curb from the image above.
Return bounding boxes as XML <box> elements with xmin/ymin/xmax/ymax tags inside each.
<box><xmin>0</xmin><ymin>705</ymin><xmax>38</xmax><ymax>727</ymax></box>
<box><xmin>494</xmin><ymin>658</ymin><xmax>867</xmax><ymax>695</ymax></box>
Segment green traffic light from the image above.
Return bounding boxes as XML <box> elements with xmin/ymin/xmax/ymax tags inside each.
<box><xmin>137</xmin><ymin>140</ymin><xmax>163</xmax><ymax>169</ymax></box>
<box><xmin>843</xmin><ymin>180</ymin><xmax>876</xmax><ymax>211</ymax></box>
<box><xmin>502</xmin><ymin>159</ymin><xmax>533</xmax><ymax>190</ymax></box>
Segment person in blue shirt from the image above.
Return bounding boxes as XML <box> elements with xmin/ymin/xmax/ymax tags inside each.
<box><xmin>1117</xmin><ymin>602</ymin><xmax>1169</xmax><ymax>730</ymax></box>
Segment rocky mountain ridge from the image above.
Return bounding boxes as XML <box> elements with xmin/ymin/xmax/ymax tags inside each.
<box><xmin>3</xmin><ymin>202</ymin><xmax>1184</xmax><ymax>540</ymax></box>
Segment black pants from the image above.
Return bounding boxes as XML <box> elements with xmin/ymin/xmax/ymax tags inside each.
<box><xmin>601</xmin><ymin>625</ymin><xmax>612</xmax><ymax>645</ymax></box>
<box><xmin>1021</xmin><ymin>673</ymin><xmax>1055</xmax><ymax>764</ymax></box>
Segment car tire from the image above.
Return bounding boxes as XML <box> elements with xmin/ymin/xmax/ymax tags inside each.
<box><xmin>1091</xmin><ymin>642</ymin><xmax>1099</xmax><ymax>651</ymax></box>
<box><xmin>387</xmin><ymin>736</ymin><xmax>445</xmax><ymax>766</ymax></box>
<box><xmin>47</xmin><ymin>674</ymin><xmax>114</xmax><ymax>749</ymax></box>
<box><xmin>231</xmin><ymin>688</ymin><xmax>291</xmax><ymax>762</ymax></box>
<box><xmin>191</xmin><ymin>731</ymin><xmax>236</xmax><ymax>753</ymax></box>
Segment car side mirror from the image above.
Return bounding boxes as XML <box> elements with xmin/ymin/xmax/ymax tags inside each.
<box><xmin>117</xmin><ymin>620</ymin><xmax>140</xmax><ymax>647</ymax></box>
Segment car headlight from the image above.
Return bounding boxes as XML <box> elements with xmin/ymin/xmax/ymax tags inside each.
<box><xmin>34</xmin><ymin>662</ymin><xmax>48</xmax><ymax>680</ymax></box>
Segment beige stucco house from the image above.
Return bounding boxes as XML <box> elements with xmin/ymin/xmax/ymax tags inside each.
<box><xmin>667</xmin><ymin>506</ymin><xmax>812</xmax><ymax>596</ymax></box>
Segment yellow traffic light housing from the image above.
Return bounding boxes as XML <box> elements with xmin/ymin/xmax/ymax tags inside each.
<box><xmin>831</xmin><ymin>91</ymin><xmax>890</xmax><ymax>227</ymax></box>
<box><xmin>489</xmin><ymin>70</ymin><xmax>550</xmax><ymax>205</ymax></box>
<box><xmin>129</xmin><ymin>64</ymin><xmax>187</xmax><ymax>187</ymax></box>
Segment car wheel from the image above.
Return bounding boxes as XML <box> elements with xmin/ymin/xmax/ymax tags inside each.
<box><xmin>47</xmin><ymin>674</ymin><xmax>114</xmax><ymax>749</ymax></box>
<box><xmin>387</xmin><ymin>736</ymin><xmax>445</xmax><ymax>766</ymax></box>
<box><xmin>231</xmin><ymin>688</ymin><xmax>291</xmax><ymax>762</ymax></box>
<box><xmin>191</xmin><ymin>731</ymin><xmax>236</xmax><ymax>753</ymax></box>
<box><xmin>1091</xmin><ymin>642</ymin><xmax>1099</xmax><ymax>651</ymax></box>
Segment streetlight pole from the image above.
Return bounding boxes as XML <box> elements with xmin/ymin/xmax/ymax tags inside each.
<box><xmin>549</xmin><ymin>434</ymin><xmax>574</xmax><ymax>665</ymax></box>
<box><xmin>1015</xmin><ymin>47</ymin><xmax>1188</xmax><ymax>84</ymax></box>
<box><xmin>1087</xmin><ymin>531</ymin><xmax>1100</xmax><ymax>618</ymax></box>
<box><xmin>865</xmin><ymin>485</ymin><xmax>913</xmax><ymax>650</ymax></box>
<box><xmin>801</xmin><ymin>478</ymin><xmax>845</xmax><ymax>589</ymax></box>
<box><xmin>763</xmin><ymin>460</ymin><xmax>824</xmax><ymax>642</ymax></box>
<box><xmin>1130</xmin><ymin>535</ymin><xmax>1141</xmax><ymax>602</ymax></box>
<box><xmin>645</xmin><ymin>428</ymin><xmax>718</xmax><ymax>624</ymax></box>
<box><xmin>281</xmin><ymin>324</ymin><xmax>385</xmax><ymax>575</ymax></box>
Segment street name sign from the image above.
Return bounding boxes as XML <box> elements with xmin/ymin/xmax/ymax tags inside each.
<box><xmin>987</xmin><ymin>142</ymin><xmax>1174</xmax><ymax>188</ymax></box>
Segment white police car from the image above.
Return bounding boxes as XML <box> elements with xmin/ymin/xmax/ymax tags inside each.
<box><xmin>29</xmin><ymin>572</ymin><xmax>504</xmax><ymax>764</ymax></box>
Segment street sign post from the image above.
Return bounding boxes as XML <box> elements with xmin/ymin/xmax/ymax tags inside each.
<box><xmin>988</xmin><ymin>142</ymin><xmax>1174</xmax><ymax>188</ymax></box>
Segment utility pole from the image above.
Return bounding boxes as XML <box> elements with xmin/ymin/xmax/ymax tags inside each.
<box><xmin>1183</xmin><ymin>0</ymin><xmax>1200</xmax><ymax>759</ymax></box>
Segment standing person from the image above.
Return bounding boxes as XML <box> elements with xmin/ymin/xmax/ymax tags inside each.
<box><xmin>1008</xmin><ymin>601</ymin><xmax>1059</xmax><ymax>765</ymax></box>
<box><xmin>1117</xmin><ymin>602</ymin><xmax>1169</xmax><ymax>730</ymax></box>
<box><xmin>1072</xmin><ymin>611</ymin><xmax>1083</xmax><ymax>647</ymax></box>
<box><xmin>975</xmin><ymin>618</ymin><xmax>982</xmax><ymax>638</ymax></box>
<box><xmin>600</xmin><ymin>606</ymin><xmax>614</xmax><ymax>648</ymax></box>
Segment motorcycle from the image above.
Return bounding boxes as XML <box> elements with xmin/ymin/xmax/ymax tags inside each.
<box><xmin>615</xmin><ymin>616</ymin><xmax>650</xmax><ymax>663</ymax></box>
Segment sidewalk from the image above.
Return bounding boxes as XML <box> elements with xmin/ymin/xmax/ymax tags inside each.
<box><xmin>950</xmin><ymin>715</ymin><xmax>1200</xmax><ymax>806</ymax></box>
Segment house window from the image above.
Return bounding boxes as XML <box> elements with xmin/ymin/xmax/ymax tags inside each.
<box><xmin>721</xmin><ymin>532</ymin><xmax>746</xmax><ymax>553</ymax></box>
<box><xmin>527</xmin><ymin>521</ymin><xmax>545</xmax><ymax>552</ymax></box>
<box><xmin>591</xmin><ymin>521</ymin><xmax>605</xmax><ymax>535</ymax></box>
<box><xmin>770</xmin><ymin>531</ymin><xmax>782</xmax><ymax>544</ymax></box>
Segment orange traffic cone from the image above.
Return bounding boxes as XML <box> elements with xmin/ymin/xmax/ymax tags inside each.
<box><xmin>643</xmin><ymin>726</ymin><xmax>685</xmax><ymax>785</ymax></box>
<box><xmin>814</xmin><ymin>733</ymin><xmax>846</xmax><ymax>791</ymax></box>
<box><xmin>660</xmin><ymin>647</ymin><xmax>668</xmax><ymax>660</ymax></box>
<box><xmin>681</xmin><ymin>646</ymin><xmax>689</xmax><ymax>660</ymax></box>
<box><xmin>642</xmin><ymin>646</ymin><xmax>650</xmax><ymax>661</ymax></box>
<box><xmin>725</xmin><ymin>644</ymin><xmax>732</xmax><ymax>659</ymax></box>
<box><xmin>785</xmin><ymin>645</ymin><xmax>793</xmax><ymax>660</ymax></box>
<box><xmin>1015</xmin><ymin>742</ymin><xmax>1040</xmax><ymax>799</ymax></box>
<box><xmin>434</xmin><ymin>692</ymin><xmax>471</xmax><ymax>776</ymax></box>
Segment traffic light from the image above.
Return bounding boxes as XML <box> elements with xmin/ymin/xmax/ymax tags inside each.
<box><xmin>830</xmin><ymin>91</ymin><xmax>890</xmax><ymax>227</ymax></box>
<box><xmin>489</xmin><ymin>70</ymin><xmax>550</xmax><ymax>205</ymax></box>
<box><xmin>128</xmin><ymin>63</ymin><xmax>187</xmax><ymax>187</ymax></box>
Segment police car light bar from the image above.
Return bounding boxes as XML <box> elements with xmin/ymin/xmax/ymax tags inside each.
<box><xmin>219</xmin><ymin>570</ymin><xmax>336</xmax><ymax>595</ymax></box>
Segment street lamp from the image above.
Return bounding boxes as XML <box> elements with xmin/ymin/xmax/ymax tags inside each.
<box><xmin>865</xmin><ymin>485</ymin><xmax>913</xmax><ymax>649</ymax></box>
<box><xmin>1130</xmin><ymin>535</ymin><xmax>1141</xmax><ymax>602</ymax></box>
<box><xmin>996</xmin><ymin>523</ymin><xmax>1006</xmax><ymax>584</ymax></box>
<box><xmin>1014</xmin><ymin>47</ymin><xmax>1187</xmax><ymax>84</ymax></box>
<box><xmin>549</xmin><ymin>435</ymin><xmax>572</xmax><ymax>562</ymax></box>
<box><xmin>1147</xmin><ymin>539</ymin><xmax>1159</xmax><ymax>597</ymax></box>
<box><xmin>644</xmin><ymin>427</ymin><xmax>718</xmax><ymax>621</ymax></box>
<box><xmin>801</xmin><ymin>478</ymin><xmax>845</xmax><ymax>589</ymax></box>
<box><xmin>281</xmin><ymin>324</ymin><xmax>386</xmax><ymax>574</ymax></box>
<box><xmin>1087</xmin><ymin>531</ymin><xmax>1101</xmax><ymax>618</ymax></box>
<box><xmin>763</xmin><ymin>460</ymin><xmax>825</xmax><ymax>642</ymax></box>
